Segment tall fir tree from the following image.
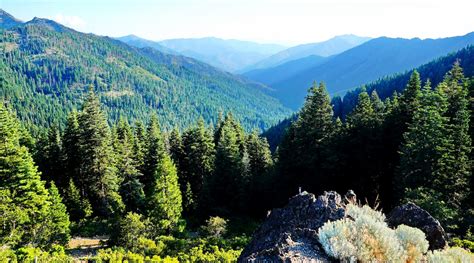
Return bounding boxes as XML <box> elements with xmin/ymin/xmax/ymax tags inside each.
<box><xmin>181</xmin><ymin>118</ymin><xmax>215</xmax><ymax>215</ymax></box>
<box><xmin>397</xmin><ymin>81</ymin><xmax>450</xmax><ymax>199</ymax></box>
<box><xmin>0</xmin><ymin>103</ymin><xmax>69</xmax><ymax>248</ymax></box>
<box><xmin>277</xmin><ymin>82</ymin><xmax>334</xmax><ymax>197</ymax></box>
<box><xmin>142</xmin><ymin>115</ymin><xmax>166</xmax><ymax>197</ymax></box>
<box><xmin>115</xmin><ymin>119</ymin><xmax>145</xmax><ymax>213</ymax></box>
<box><xmin>207</xmin><ymin>117</ymin><xmax>245</xmax><ymax>213</ymax></box>
<box><xmin>147</xmin><ymin>154</ymin><xmax>182</xmax><ymax>233</ymax></box>
<box><xmin>36</xmin><ymin>125</ymin><xmax>65</xmax><ymax>188</ymax></box>
<box><xmin>62</xmin><ymin>110</ymin><xmax>82</xmax><ymax>193</ymax></box>
<box><xmin>77</xmin><ymin>90</ymin><xmax>124</xmax><ymax>217</ymax></box>
<box><xmin>437</xmin><ymin>63</ymin><xmax>471</xmax><ymax>209</ymax></box>
<box><xmin>45</xmin><ymin>182</ymin><xmax>71</xmax><ymax>246</ymax></box>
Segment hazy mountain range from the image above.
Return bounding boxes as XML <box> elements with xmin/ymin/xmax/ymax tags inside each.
<box><xmin>246</xmin><ymin>33</ymin><xmax>474</xmax><ymax>108</ymax></box>
<box><xmin>118</xmin><ymin>35</ymin><xmax>287</xmax><ymax>72</ymax></box>
<box><xmin>240</xmin><ymin>34</ymin><xmax>371</xmax><ymax>72</ymax></box>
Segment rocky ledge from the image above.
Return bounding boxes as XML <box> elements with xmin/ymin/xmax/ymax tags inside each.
<box><xmin>238</xmin><ymin>191</ymin><xmax>447</xmax><ymax>262</ymax></box>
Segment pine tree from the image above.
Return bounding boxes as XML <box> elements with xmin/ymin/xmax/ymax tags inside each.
<box><xmin>147</xmin><ymin>154</ymin><xmax>182</xmax><ymax>233</ymax></box>
<box><xmin>77</xmin><ymin>90</ymin><xmax>124</xmax><ymax>217</ymax></box>
<box><xmin>62</xmin><ymin>179</ymin><xmax>92</xmax><ymax>222</ymax></box>
<box><xmin>46</xmin><ymin>182</ymin><xmax>71</xmax><ymax>246</ymax></box>
<box><xmin>0</xmin><ymin>104</ymin><xmax>68</xmax><ymax>248</ymax></box>
<box><xmin>437</xmin><ymin>63</ymin><xmax>471</xmax><ymax>208</ymax></box>
<box><xmin>133</xmin><ymin>120</ymin><xmax>146</xmax><ymax>169</ymax></box>
<box><xmin>115</xmin><ymin>119</ymin><xmax>145</xmax><ymax>213</ymax></box>
<box><xmin>397</xmin><ymin>81</ymin><xmax>450</xmax><ymax>199</ymax></box>
<box><xmin>246</xmin><ymin>130</ymin><xmax>273</xmax><ymax>180</ymax></box>
<box><xmin>277</xmin><ymin>82</ymin><xmax>335</xmax><ymax>195</ymax></box>
<box><xmin>37</xmin><ymin>125</ymin><xmax>65</xmax><ymax>188</ymax></box>
<box><xmin>207</xmin><ymin>118</ymin><xmax>245</xmax><ymax>213</ymax></box>
<box><xmin>246</xmin><ymin>130</ymin><xmax>273</xmax><ymax>214</ymax></box>
<box><xmin>142</xmin><ymin>115</ymin><xmax>166</xmax><ymax>197</ymax></box>
<box><xmin>181</xmin><ymin>118</ymin><xmax>215</xmax><ymax>210</ymax></box>
<box><xmin>63</xmin><ymin>110</ymin><xmax>82</xmax><ymax>193</ymax></box>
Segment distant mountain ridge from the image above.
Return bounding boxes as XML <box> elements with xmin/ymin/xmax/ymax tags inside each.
<box><xmin>243</xmin><ymin>55</ymin><xmax>329</xmax><ymax>86</ymax></box>
<box><xmin>116</xmin><ymin>35</ymin><xmax>178</xmax><ymax>55</ymax></box>
<box><xmin>0</xmin><ymin>10</ymin><xmax>291</xmax><ymax>131</ymax></box>
<box><xmin>241</xmin><ymin>34</ymin><xmax>371</xmax><ymax>72</ymax></box>
<box><xmin>0</xmin><ymin>9</ymin><xmax>22</xmax><ymax>29</ymax></box>
<box><xmin>264</xmin><ymin>33</ymin><xmax>474</xmax><ymax>109</ymax></box>
<box><xmin>119</xmin><ymin>35</ymin><xmax>287</xmax><ymax>72</ymax></box>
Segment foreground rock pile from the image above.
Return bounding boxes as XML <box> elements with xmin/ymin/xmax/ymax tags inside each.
<box><xmin>238</xmin><ymin>191</ymin><xmax>447</xmax><ymax>262</ymax></box>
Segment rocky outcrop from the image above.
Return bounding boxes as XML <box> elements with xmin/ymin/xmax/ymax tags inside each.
<box><xmin>238</xmin><ymin>191</ymin><xmax>345</xmax><ymax>262</ymax></box>
<box><xmin>387</xmin><ymin>202</ymin><xmax>448</xmax><ymax>250</ymax></box>
<box><xmin>239</xmin><ymin>191</ymin><xmax>449</xmax><ymax>262</ymax></box>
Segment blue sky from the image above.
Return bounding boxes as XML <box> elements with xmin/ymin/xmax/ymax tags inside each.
<box><xmin>3</xmin><ymin>0</ymin><xmax>474</xmax><ymax>45</ymax></box>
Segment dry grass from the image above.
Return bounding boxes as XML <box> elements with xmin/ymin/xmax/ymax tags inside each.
<box><xmin>68</xmin><ymin>237</ymin><xmax>107</xmax><ymax>249</ymax></box>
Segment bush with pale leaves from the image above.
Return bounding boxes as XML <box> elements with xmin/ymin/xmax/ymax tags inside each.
<box><xmin>318</xmin><ymin>204</ymin><xmax>428</xmax><ymax>262</ymax></box>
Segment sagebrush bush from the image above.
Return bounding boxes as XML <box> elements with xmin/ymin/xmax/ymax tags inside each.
<box><xmin>395</xmin><ymin>225</ymin><xmax>429</xmax><ymax>262</ymax></box>
<box><xmin>318</xmin><ymin>204</ymin><xmax>428</xmax><ymax>262</ymax></box>
<box><xmin>427</xmin><ymin>247</ymin><xmax>474</xmax><ymax>262</ymax></box>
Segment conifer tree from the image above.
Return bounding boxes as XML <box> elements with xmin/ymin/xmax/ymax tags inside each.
<box><xmin>37</xmin><ymin>125</ymin><xmax>64</xmax><ymax>188</ymax></box>
<box><xmin>397</xmin><ymin>81</ymin><xmax>450</xmax><ymax>199</ymax></box>
<box><xmin>62</xmin><ymin>179</ymin><xmax>92</xmax><ymax>222</ymax></box>
<box><xmin>133</xmin><ymin>120</ymin><xmax>146</xmax><ymax>169</ymax></box>
<box><xmin>245</xmin><ymin>130</ymin><xmax>273</xmax><ymax>214</ymax></box>
<box><xmin>277</xmin><ymin>82</ymin><xmax>334</xmax><ymax>195</ymax></box>
<box><xmin>77</xmin><ymin>90</ymin><xmax>124</xmax><ymax>216</ymax></box>
<box><xmin>181</xmin><ymin>118</ymin><xmax>215</xmax><ymax>209</ymax></box>
<box><xmin>169</xmin><ymin>127</ymin><xmax>185</xmax><ymax>176</ymax></box>
<box><xmin>208</xmin><ymin>118</ymin><xmax>245</xmax><ymax>212</ymax></box>
<box><xmin>0</xmin><ymin>104</ymin><xmax>68</xmax><ymax>248</ymax></box>
<box><xmin>46</xmin><ymin>182</ymin><xmax>71</xmax><ymax>246</ymax></box>
<box><xmin>115</xmin><ymin>119</ymin><xmax>145</xmax><ymax>213</ymax></box>
<box><xmin>142</xmin><ymin>115</ymin><xmax>166</xmax><ymax>196</ymax></box>
<box><xmin>437</xmin><ymin>63</ymin><xmax>471</xmax><ymax>208</ymax></box>
<box><xmin>147</xmin><ymin>154</ymin><xmax>182</xmax><ymax>233</ymax></box>
<box><xmin>63</xmin><ymin>110</ymin><xmax>82</xmax><ymax>192</ymax></box>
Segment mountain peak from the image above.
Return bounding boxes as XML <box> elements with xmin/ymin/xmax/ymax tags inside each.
<box><xmin>0</xmin><ymin>9</ymin><xmax>23</xmax><ymax>29</ymax></box>
<box><xmin>26</xmin><ymin>17</ymin><xmax>71</xmax><ymax>32</ymax></box>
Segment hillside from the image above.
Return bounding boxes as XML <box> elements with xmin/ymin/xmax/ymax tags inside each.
<box><xmin>241</xmin><ymin>34</ymin><xmax>370</xmax><ymax>72</ymax></box>
<box><xmin>0</xmin><ymin>12</ymin><xmax>291</xmax><ymax>131</ymax></box>
<box><xmin>267</xmin><ymin>33</ymin><xmax>474</xmax><ymax>109</ymax></box>
<box><xmin>155</xmin><ymin>37</ymin><xmax>287</xmax><ymax>72</ymax></box>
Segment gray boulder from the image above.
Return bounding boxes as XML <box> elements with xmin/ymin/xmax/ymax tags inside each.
<box><xmin>238</xmin><ymin>191</ymin><xmax>345</xmax><ymax>262</ymax></box>
<box><xmin>386</xmin><ymin>202</ymin><xmax>448</xmax><ymax>250</ymax></box>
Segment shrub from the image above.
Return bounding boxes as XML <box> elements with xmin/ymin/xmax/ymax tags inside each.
<box><xmin>0</xmin><ymin>248</ymin><xmax>16</xmax><ymax>262</ymax></box>
<box><xmin>318</xmin><ymin>204</ymin><xmax>428</xmax><ymax>262</ymax></box>
<box><xmin>15</xmin><ymin>246</ymin><xmax>72</xmax><ymax>263</ymax></box>
<box><xmin>427</xmin><ymin>247</ymin><xmax>474</xmax><ymax>262</ymax></box>
<box><xmin>201</xmin><ymin>216</ymin><xmax>228</xmax><ymax>238</ymax></box>
<box><xmin>112</xmin><ymin>212</ymin><xmax>149</xmax><ymax>251</ymax></box>
<box><xmin>452</xmin><ymin>237</ymin><xmax>474</xmax><ymax>252</ymax></box>
<box><xmin>395</xmin><ymin>225</ymin><xmax>429</xmax><ymax>262</ymax></box>
<box><xmin>136</xmin><ymin>237</ymin><xmax>166</xmax><ymax>256</ymax></box>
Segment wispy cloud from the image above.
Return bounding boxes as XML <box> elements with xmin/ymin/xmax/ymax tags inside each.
<box><xmin>53</xmin><ymin>14</ymin><xmax>86</xmax><ymax>30</ymax></box>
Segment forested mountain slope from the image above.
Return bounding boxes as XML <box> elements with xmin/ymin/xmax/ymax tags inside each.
<box><xmin>0</xmin><ymin>11</ymin><xmax>291</xmax><ymax>132</ymax></box>
<box><xmin>269</xmin><ymin>33</ymin><xmax>474</xmax><ymax>109</ymax></box>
